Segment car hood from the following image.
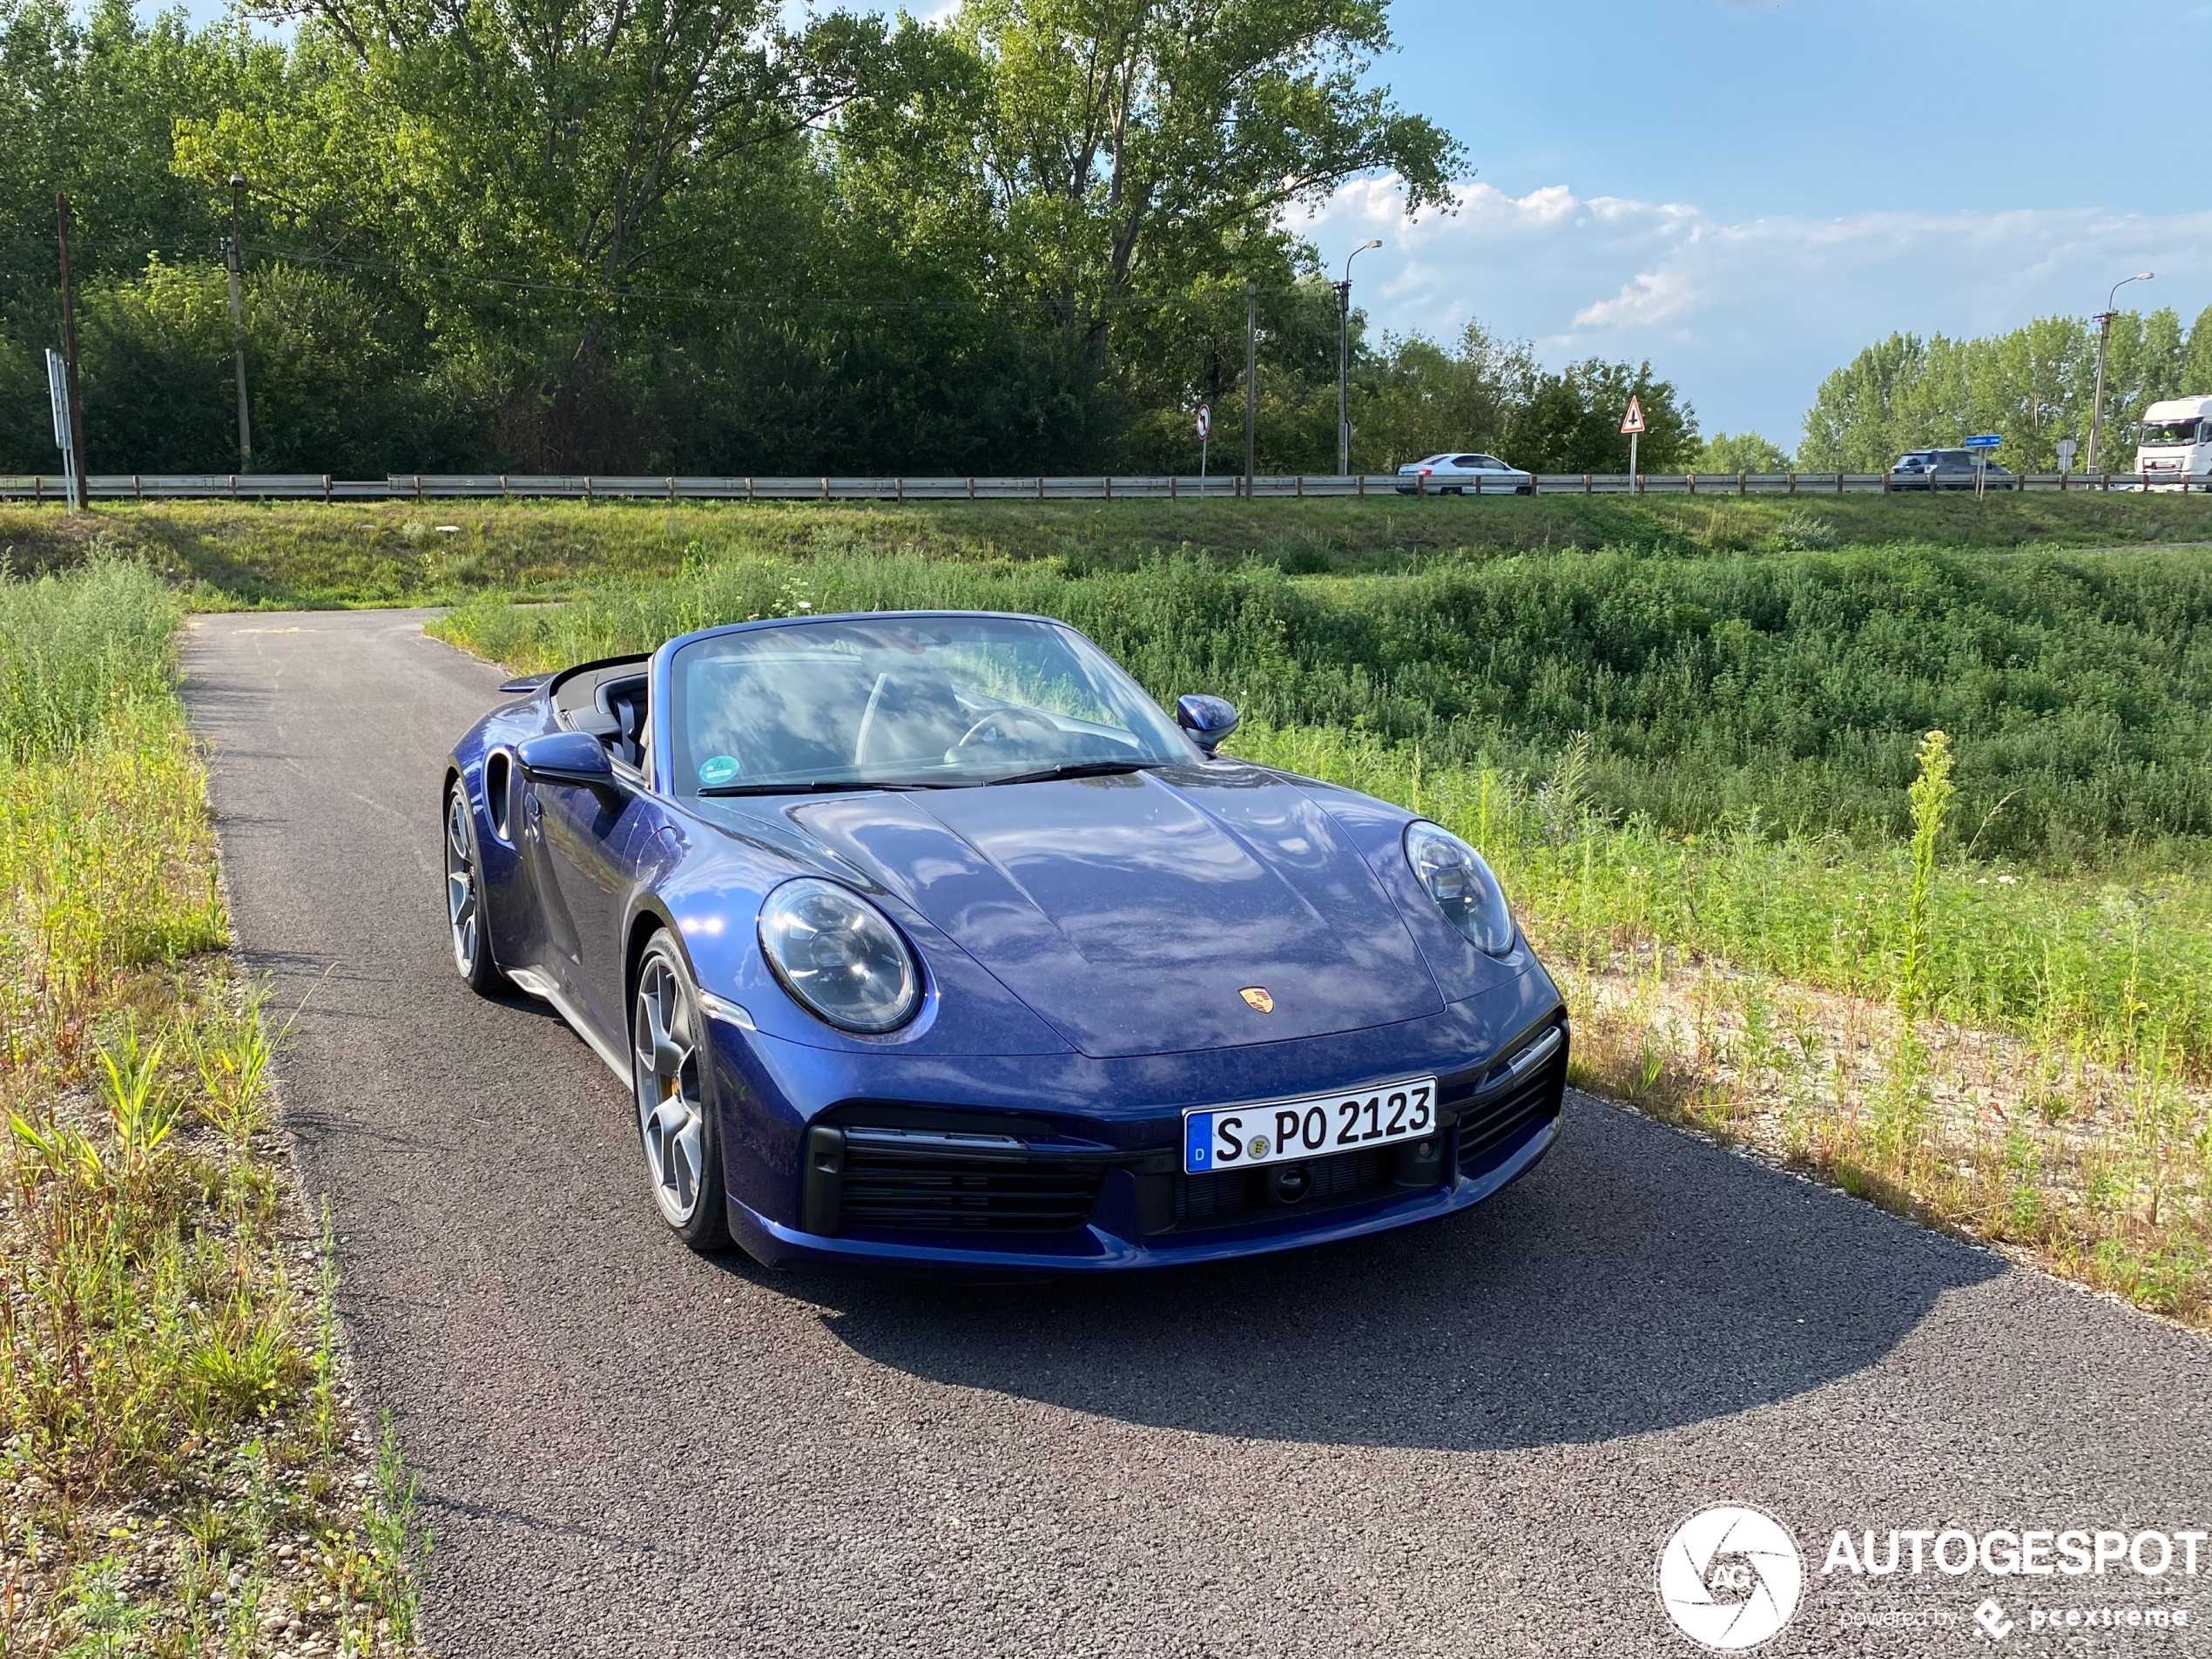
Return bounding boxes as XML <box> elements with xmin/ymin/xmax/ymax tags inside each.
<box><xmin>783</xmin><ymin>766</ymin><xmax>1445</xmax><ymax>1058</ymax></box>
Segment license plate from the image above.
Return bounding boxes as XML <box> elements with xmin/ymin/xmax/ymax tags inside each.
<box><xmin>1183</xmin><ymin>1076</ymin><xmax>1439</xmax><ymax>1174</ymax></box>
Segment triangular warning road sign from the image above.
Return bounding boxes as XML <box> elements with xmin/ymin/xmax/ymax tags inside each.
<box><xmin>1621</xmin><ymin>396</ymin><xmax>1646</xmax><ymax>435</ymax></box>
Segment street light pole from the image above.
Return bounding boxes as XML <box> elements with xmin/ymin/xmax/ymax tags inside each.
<box><xmin>226</xmin><ymin>173</ymin><xmax>253</xmax><ymax>473</ymax></box>
<box><xmin>1243</xmin><ymin>280</ymin><xmax>1257</xmax><ymax>495</ymax></box>
<box><xmin>2086</xmin><ymin>271</ymin><xmax>2153</xmax><ymax>473</ymax></box>
<box><xmin>1337</xmin><ymin>239</ymin><xmax>1379</xmax><ymax>476</ymax></box>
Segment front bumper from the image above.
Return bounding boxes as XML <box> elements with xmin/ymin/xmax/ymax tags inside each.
<box><xmin>711</xmin><ymin>974</ymin><xmax>1569</xmax><ymax>1272</ymax></box>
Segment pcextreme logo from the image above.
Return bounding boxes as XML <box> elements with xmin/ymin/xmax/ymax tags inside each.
<box><xmin>1656</xmin><ymin>1506</ymin><xmax>1806</xmax><ymax>1650</ymax></box>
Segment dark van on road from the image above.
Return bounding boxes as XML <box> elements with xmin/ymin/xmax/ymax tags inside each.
<box><xmin>1890</xmin><ymin>448</ymin><xmax>2017</xmax><ymax>490</ymax></box>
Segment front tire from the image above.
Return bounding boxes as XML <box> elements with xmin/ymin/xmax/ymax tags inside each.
<box><xmin>445</xmin><ymin>780</ymin><xmax>506</xmax><ymax>995</ymax></box>
<box><xmin>631</xmin><ymin>933</ymin><xmax>732</xmax><ymax>1251</ymax></box>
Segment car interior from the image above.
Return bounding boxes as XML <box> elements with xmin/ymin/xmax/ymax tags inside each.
<box><xmin>553</xmin><ymin>661</ymin><xmax>651</xmax><ymax>772</ymax></box>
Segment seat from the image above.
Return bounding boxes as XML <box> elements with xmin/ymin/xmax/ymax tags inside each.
<box><xmin>853</xmin><ymin>670</ymin><xmax>970</xmax><ymax>768</ymax></box>
<box><xmin>597</xmin><ymin>677</ymin><xmax>649</xmax><ymax>769</ymax></box>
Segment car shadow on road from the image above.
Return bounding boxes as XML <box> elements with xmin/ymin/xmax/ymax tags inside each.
<box><xmin>736</xmin><ymin>1095</ymin><xmax>2004</xmax><ymax>1453</ymax></box>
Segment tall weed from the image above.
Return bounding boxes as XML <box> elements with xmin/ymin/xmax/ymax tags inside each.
<box><xmin>434</xmin><ymin>543</ymin><xmax>2212</xmax><ymax>862</ymax></box>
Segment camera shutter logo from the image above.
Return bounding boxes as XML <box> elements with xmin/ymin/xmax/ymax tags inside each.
<box><xmin>1656</xmin><ymin>1505</ymin><xmax>1804</xmax><ymax>1650</ymax></box>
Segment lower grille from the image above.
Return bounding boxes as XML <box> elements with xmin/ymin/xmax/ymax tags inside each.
<box><xmin>1442</xmin><ymin>1023</ymin><xmax>1568</xmax><ymax>1168</ymax></box>
<box><xmin>838</xmin><ymin>1136</ymin><xmax>1103</xmax><ymax>1235</ymax></box>
<box><xmin>1171</xmin><ymin>1144</ymin><xmax>1401</xmax><ymax>1229</ymax></box>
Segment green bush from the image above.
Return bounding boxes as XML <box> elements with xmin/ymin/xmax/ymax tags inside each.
<box><xmin>435</xmin><ymin>542</ymin><xmax>2212</xmax><ymax>862</ymax></box>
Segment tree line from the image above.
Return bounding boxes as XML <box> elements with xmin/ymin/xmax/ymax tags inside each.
<box><xmin>1793</xmin><ymin>307</ymin><xmax>2212</xmax><ymax>473</ymax></box>
<box><xmin>0</xmin><ymin>0</ymin><xmax>1698</xmax><ymax>478</ymax></box>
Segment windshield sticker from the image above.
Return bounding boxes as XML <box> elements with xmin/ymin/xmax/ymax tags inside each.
<box><xmin>698</xmin><ymin>754</ymin><xmax>740</xmax><ymax>786</ymax></box>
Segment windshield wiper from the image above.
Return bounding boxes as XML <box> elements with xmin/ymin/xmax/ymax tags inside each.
<box><xmin>696</xmin><ymin>778</ymin><xmax>955</xmax><ymax>797</ymax></box>
<box><xmin>981</xmin><ymin>759</ymin><xmax>1163</xmax><ymax>786</ymax></box>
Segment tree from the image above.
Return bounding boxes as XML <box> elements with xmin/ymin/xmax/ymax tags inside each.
<box><xmin>1695</xmin><ymin>431</ymin><xmax>1789</xmax><ymax>473</ymax></box>
<box><xmin>948</xmin><ymin>0</ymin><xmax>1460</xmax><ymax>339</ymax></box>
<box><xmin>1504</xmin><ymin>359</ymin><xmax>1696</xmax><ymax>472</ymax></box>
<box><xmin>1345</xmin><ymin>320</ymin><xmax>1534</xmax><ymax>469</ymax></box>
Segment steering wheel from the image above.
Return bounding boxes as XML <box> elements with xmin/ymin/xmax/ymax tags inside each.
<box><xmin>956</xmin><ymin>708</ymin><xmax>1060</xmax><ymax>748</ymax></box>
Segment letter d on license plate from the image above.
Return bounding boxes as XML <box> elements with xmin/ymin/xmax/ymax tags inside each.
<box><xmin>1184</xmin><ymin>1076</ymin><xmax>1437</xmax><ymax>1174</ymax></box>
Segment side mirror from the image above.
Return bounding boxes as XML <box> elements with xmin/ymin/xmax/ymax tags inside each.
<box><xmin>1176</xmin><ymin>694</ymin><xmax>1240</xmax><ymax>756</ymax></box>
<box><xmin>517</xmin><ymin>730</ymin><xmax>615</xmax><ymax>787</ymax></box>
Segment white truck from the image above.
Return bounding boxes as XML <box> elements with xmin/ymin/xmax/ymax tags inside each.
<box><xmin>2133</xmin><ymin>395</ymin><xmax>2212</xmax><ymax>489</ymax></box>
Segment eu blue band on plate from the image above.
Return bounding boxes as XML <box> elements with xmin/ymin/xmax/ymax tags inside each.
<box><xmin>1185</xmin><ymin>1112</ymin><xmax>1212</xmax><ymax>1170</ymax></box>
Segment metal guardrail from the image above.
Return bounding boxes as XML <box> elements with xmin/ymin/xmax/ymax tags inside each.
<box><xmin>0</xmin><ymin>470</ymin><xmax>2195</xmax><ymax>502</ymax></box>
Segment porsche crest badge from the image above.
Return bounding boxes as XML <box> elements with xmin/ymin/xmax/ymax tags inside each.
<box><xmin>1239</xmin><ymin>987</ymin><xmax>1275</xmax><ymax>1014</ymax></box>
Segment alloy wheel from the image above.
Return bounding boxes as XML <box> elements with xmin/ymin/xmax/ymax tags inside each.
<box><xmin>633</xmin><ymin>952</ymin><xmax>706</xmax><ymax>1225</ymax></box>
<box><xmin>445</xmin><ymin>789</ymin><xmax>480</xmax><ymax>975</ymax></box>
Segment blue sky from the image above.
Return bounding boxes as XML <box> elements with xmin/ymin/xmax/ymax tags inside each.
<box><xmin>1305</xmin><ymin>0</ymin><xmax>2212</xmax><ymax>445</ymax></box>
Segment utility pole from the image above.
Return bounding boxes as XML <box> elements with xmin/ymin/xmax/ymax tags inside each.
<box><xmin>1336</xmin><ymin>239</ymin><xmax>1380</xmax><ymax>476</ymax></box>
<box><xmin>226</xmin><ymin>174</ymin><xmax>253</xmax><ymax>473</ymax></box>
<box><xmin>54</xmin><ymin>193</ymin><xmax>87</xmax><ymax>507</ymax></box>
<box><xmin>2086</xmin><ymin>271</ymin><xmax>2152</xmax><ymax>473</ymax></box>
<box><xmin>1242</xmin><ymin>280</ymin><xmax>1258</xmax><ymax>495</ymax></box>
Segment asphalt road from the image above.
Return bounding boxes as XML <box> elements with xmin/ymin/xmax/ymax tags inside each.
<box><xmin>183</xmin><ymin>609</ymin><xmax>2211</xmax><ymax>1658</ymax></box>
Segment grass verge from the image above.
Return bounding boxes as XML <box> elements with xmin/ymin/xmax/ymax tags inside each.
<box><xmin>1</xmin><ymin>491</ymin><xmax>2207</xmax><ymax>609</ymax></box>
<box><xmin>0</xmin><ymin>556</ymin><xmax>430</xmax><ymax>1656</ymax></box>
<box><xmin>1242</xmin><ymin>725</ymin><xmax>2210</xmax><ymax>1326</ymax></box>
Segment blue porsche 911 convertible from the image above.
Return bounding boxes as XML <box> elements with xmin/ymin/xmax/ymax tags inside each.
<box><xmin>442</xmin><ymin>610</ymin><xmax>1568</xmax><ymax>1271</ymax></box>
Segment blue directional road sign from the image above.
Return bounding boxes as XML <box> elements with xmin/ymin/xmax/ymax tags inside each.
<box><xmin>1965</xmin><ymin>434</ymin><xmax>2002</xmax><ymax>448</ymax></box>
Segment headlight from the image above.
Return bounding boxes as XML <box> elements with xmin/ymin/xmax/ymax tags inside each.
<box><xmin>1404</xmin><ymin>820</ymin><xmax>1517</xmax><ymax>954</ymax></box>
<box><xmin>758</xmin><ymin>879</ymin><xmax>921</xmax><ymax>1034</ymax></box>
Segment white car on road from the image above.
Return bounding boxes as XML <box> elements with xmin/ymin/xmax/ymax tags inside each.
<box><xmin>1395</xmin><ymin>453</ymin><xmax>1535</xmax><ymax>496</ymax></box>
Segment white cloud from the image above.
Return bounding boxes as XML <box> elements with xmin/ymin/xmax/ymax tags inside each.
<box><xmin>1575</xmin><ymin>267</ymin><xmax>1700</xmax><ymax>328</ymax></box>
<box><xmin>1298</xmin><ymin>179</ymin><xmax>2212</xmax><ymax>447</ymax></box>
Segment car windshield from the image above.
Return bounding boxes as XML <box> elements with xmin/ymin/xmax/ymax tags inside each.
<box><xmin>2141</xmin><ymin>419</ymin><xmax>2205</xmax><ymax>447</ymax></box>
<box><xmin>665</xmin><ymin>615</ymin><xmax>1196</xmax><ymax>793</ymax></box>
